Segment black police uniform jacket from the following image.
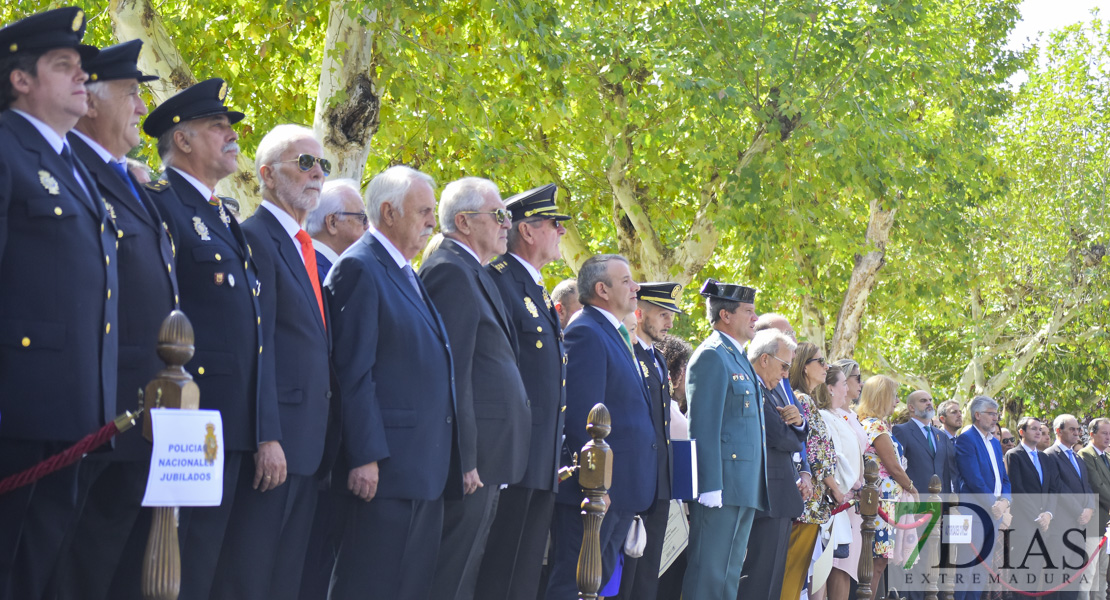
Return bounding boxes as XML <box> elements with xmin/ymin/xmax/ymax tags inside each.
<box><xmin>487</xmin><ymin>253</ymin><xmax>566</xmax><ymax>491</ymax></box>
<box><xmin>69</xmin><ymin>133</ymin><xmax>178</xmax><ymax>459</ymax></box>
<box><xmin>145</xmin><ymin>168</ymin><xmax>273</xmax><ymax>452</ymax></box>
<box><xmin>0</xmin><ymin>110</ymin><xmax>118</xmax><ymax>441</ymax></box>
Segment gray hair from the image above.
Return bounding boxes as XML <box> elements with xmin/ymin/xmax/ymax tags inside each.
<box><xmin>254</xmin><ymin>124</ymin><xmax>318</xmax><ymax>195</ymax></box>
<box><xmin>577</xmin><ymin>254</ymin><xmax>628</xmax><ymax>304</ymax></box>
<box><xmin>365</xmin><ymin>165</ymin><xmax>436</xmax><ymax>227</ymax></box>
<box><xmin>156</xmin><ymin>120</ymin><xmax>191</xmax><ymax>165</ymax></box>
<box><xmin>833</xmin><ymin>358</ymin><xmax>861</xmax><ymax>380</ymax></box>
<box><xmin>438</xmin><ymin>177</ymin><xmax>499</xmax><ymax>234</ymax></box>
<box><xmin>1090</xmin><ymin>417</ymin><xmax>1110</xmax><ymax>436</ymax></box>
<box><xmin>747</xmin><ymin>329</ymin><xmax>796</xmax><ymax>363</ymax></box>
<box><xmin>551</xmin><ymin>279</ymin><xmax>578</xmax><ymax>305</ymax></box>
<box><xmin>306</xmin><ymin>178</ymin><xmax>361</xmax><ymax>236</ymax></box>
<box><xmin>84</xmin><ymin>80</ymin><xmax>111</xmax><ymax>101</ymax></box>
<box><xmin>506</xmin><ymin>216</ymin><xmax>546</xmax><ymax>251</ymax></box>
<box><xmin>1053</xmin><ymin>413</ymin><xmax>1077</xmax><ymax>433</ymax></box>
<box><xmin>968</xmin><ymin>395</ymin><xmax>998</xmax><ymax>420</ymax></box>
<box><xmin>707</xmin><ymin>298</ymin><xmax>741</xmax><ymax>325</ymax></box>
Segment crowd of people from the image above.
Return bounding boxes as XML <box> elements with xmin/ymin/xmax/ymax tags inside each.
<box><xmin>0</xmin><ymin>7</ymin><xmax>1107</xmax><ymax>600</ymax></box>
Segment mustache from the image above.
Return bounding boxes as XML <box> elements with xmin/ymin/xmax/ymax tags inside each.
<box><xmin>421</xmin><ymin>227</ymin><xmax>435</xmax><ymax>237</ymax></box>
<box><xmin>221</xmin><ymin>142</ymin><xmax>240</xmax><ymax>154</ymax></box>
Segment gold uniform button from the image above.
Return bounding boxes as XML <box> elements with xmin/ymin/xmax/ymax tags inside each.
<box><xmin>259</xmin><ymin>346</ymin><xmax>263</xmax><ymax>354</ymax></box>
<box><xmin>167</xmin><ymin>263</ymin><xmax>172</xmax><ymax>274</ymax></box>
<box><xmin>198</xmin><ymin>367</ymin><xmax>205</xmax><ymax>375</ymax></box>
<box><xmin>257</xmin><ymin>317</ymin><xmax>261</xmax><ymax>325</ymax></box>
<box><xmin>117</xmin><ymin>230</ymin><xmax>124</xmax><ymax>238</ymax></box>
<box><xmin>174</xmin><ymin>295</ymin><xmax>179</xmax><ymax>304</ymax></box>
<box><xmin>731</xmin><ymin>453</ymin><xmax>737</xmax><ymax>459</ymax></box>
<box><xmin>536</xmin><ymin>326</ymin><xmax>543</xmax><ymax>333</ymax></box>
<box><xmin>244</xmin><ymin>261</ymin><xmax>249</xmax><ymax>270</ymax></box>
<box><xmin>535</xmin><ymin>340</ymin><xmax>543</xmax><ymax>349</ymax></box>
<box><xmin>105</xmin><ymin>323</ymin><xmax>111</xmax><ymax>334</ymax></box>
<box><xmin>214</xmin><ymin>253</ymin><xmax>222</xmax><ymax>261</ymax></box>
<box><xmin>54</xmin><ymin>207</ymin><xmax>62</xmax><ymax>216</ymax></box>
<box><xmin>105</xmin><ymin>255</ymin><xmax>110</xmax><ymax>266</ymax></box>
<box><xmin>101</xmin><ymin>223</ymin><xmax>104</xmax><ymax>233</ymax></box>
<box><xmin>107</xmin><ymin>289</ymin><xmax>111</xmax><ymax>299</ymax></box>
<box><xmin>21</xmin><ymin>337</ymin><xmax>30</xmax><ymax>347</ymax></box>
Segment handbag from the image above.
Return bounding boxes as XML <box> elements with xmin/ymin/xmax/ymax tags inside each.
<box><xmin>624</xmin><ymin>515</ymin><xmax>646</xmax><ymax>558</ymax></box>
<box><xmin>833</xmin><ymin>543</ymin><xmax>850</xmax><ymax>558</ymax></box>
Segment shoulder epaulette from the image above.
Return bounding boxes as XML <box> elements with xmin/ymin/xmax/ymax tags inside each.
<box><xmin>490</xmin><ymin>255</ymin><xmax>508</xmax><ymax>273</ymax></box>
<box><xmin>144</xmin><ymin>179</ymin><xmax>171</xmax><ymax>192</ymax></box>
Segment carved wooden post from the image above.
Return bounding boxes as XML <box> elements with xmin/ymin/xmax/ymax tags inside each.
<box><xmin>938</xmin><ymin>490</ymin><xmax>956</xmax><ymax>600</ymax></box>
<box><xmin>140</xmin><ymin>310</ymin><xmax>199</xmax><ymax>600</ymax></box>
<box><xmin>576</xmin><ymin>403</ymin><xmax>613</xmax><ymax>600</ymax></box>
<box><xmin>857</xmin><ymin>458</ymin><xmax>880</xmax><ymax>600</ymax></box>
<box><xmin>924</xmin><ymin>474</ymin><xmax>942</xmax><ymax>600</ymax></box>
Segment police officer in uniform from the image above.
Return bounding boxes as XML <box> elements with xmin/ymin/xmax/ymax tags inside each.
<box><xmin>615</xmin><ymin>282</ymin><xmax>683</xmax><ymax>600</ymax></box>
<box><xmin>477</xmin><ymin>184</ymin><xmax>569</xmax><ymax>600</ymax></box>
<box><xmin>0</xmin><ymin>8</ymin><xmax>119</xmax><ymax>600</ymax></box>
<box><xmin>142</xmin><ymin>78</ymin><xmax>270</xmax><ymax>600</ymax></box>
<box><xmin>51</xmin><ymin>39</ymin><xmax>179</xmax><ymax>600</ymax></box>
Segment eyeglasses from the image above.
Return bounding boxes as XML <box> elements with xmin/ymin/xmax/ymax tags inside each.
<box><xmin>458</xmin><ymin>209</ymin><xmax>510</xmax><ymax>224</ymax></box>
<box><xmin>770</xmin><ymin>355</ymin><xmax>791</xmax><ymax>373</ymax></box>
<box><xmin>334</xmin><ymin>211</ymin><xmax>369</xmax><ymax>226</ymax></box>
<box><xmin>276</xmin><ymin>154</ymin><xmax>332</xmax><ymax>176</ymax></box>
<box><xmin>1002</xmin><ymin>437</ymin><xmax>1016</xmax><ymax>445</ymax></box>
<box><xmin>806</xmin><ymin>357</ymin><xmax>826</xmax><ymax>366</ymax></box>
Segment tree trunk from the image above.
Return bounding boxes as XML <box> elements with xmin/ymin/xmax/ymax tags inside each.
<box><xmin>313</xmin><ymin>2</ymin><xmax>379</xmax><ymax>183</ymax></box>
<box><xmin>829</xmin><ymin>198</ymin><xmax>896</xmax><ymax>360</ymax></box>
<box><xmin>108</xmin><ymin>0</ymin><xmax>260</xmax><ymax>209</ymax></box>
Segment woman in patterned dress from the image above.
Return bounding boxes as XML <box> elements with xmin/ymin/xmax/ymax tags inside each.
<box><xmin>779</xmin><ymin>342</ymin><xmax>840</xmax><ymax>600</ymax></box>
<box><xmin>856</xmin><ymin>375</ymin><xmax>918</xmax><ymax>600</ymax></box>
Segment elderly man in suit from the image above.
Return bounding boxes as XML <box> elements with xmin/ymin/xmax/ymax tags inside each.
<box><xmin>546</xmin><ymin>254</ymin><xmax>657</xmax><ymax>599</ymax></box>
<box><xmin>142</xmin><ymin>78</ymin><xmax>269</xmax><ymax>600</ymax></box>
<box><xmin>420</xmin><ymin>177</ymin><xmax>531</xmax><ymax>600</ymax></box>
<box><xmin>894</xmin><ymin>390</ymin><xmax>953</xmax><ymax>495</ymax></box>
<box><xmin>1046</xmin><ymin>414</ymin><xmax>1097</xmax><ymax>600</ymax></box>
<box><xmin>0</xmin><ymin>9</ymin><xmax>119</xmax><ymax>600</ymax></box>
<box><xmin>206</xmin><ymin>125</ymin><xmax>334</xmax><ymax>600</ymax></box>
<box><xmin>954</xmin><ymin>395</ymin><xmax>1012</xmax><ymax>600</ymax></box>
<box><xmin>326</xmin><ymin>165</ymin><xmax>459</xmax><ymax>600</ymax></box>
<box><xmin>477</xmin><ymin>184</ymin><xmax>569</xmax><ymax>600</ymax></box>
<box><xmin>304</xmin><ymin>178</ymin><xmax>367</xmax><ymax>275</ymax></box>
<box><xmin>612</xmin><ymin>282</ymin><xmax>683</xmax><ymax>600</ymax></box>
<box><xmin>1080</xmin><ymin>417</ymin><xmax>1110</xmax><ymax>600</ymax></box>
<box><xmin>681</xmin><ymin>280</ymin><xmax>769</xmax><ymax>600</ymax></box>
<box><xmin>1004</xmin><ymin>416</ymin><xmax>1060</xmax><ymax>596</ymax></box>
<box><xmin>52</xmin><ymin>39</ymin><xmax>179</xmax><ymax>600</ymax></box>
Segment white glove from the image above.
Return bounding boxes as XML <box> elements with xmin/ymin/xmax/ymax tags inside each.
<box><xmin>698</xmin><ymin>490</ymin><xmax>723</xmax><ymax>508</ymax></box>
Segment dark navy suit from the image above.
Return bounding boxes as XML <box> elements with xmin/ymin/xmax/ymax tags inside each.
<box><xmin>547</xmin><ymin>305</ymin><xmax>656</xmax><ymax>600</ymax></box>
<box><xmin>1006</xmin><ymin>443</ymin><xmax>1060</xmax><ymax>587</ymax></box>
<box><xmin>476</xmin><ymin>253</ymin><xmax>567</xmax><ymax>600</ymax></box>
<box><xmin>325</xmin><ymin>231</ymin><xmax>459</xmax><ymax>600</ymax></box>
<box><xmin>145</xmin><ymin>167</ymin><xmax>268</xmax><ymax>600</ymax></box>
<box><xmin>51</xmin><ymin>132</ymin><xmax>177</xmax><ymax>600</ymax></box>
<box><xmin>1044</xmin><ymin>442</ymin><xmax>1097</xmax><ymax>600</ymax></box>
<box><xmin>0</xmin><ymin>110</ymin><xmax>118</xmax><ymax>600</ymax></box>
<box><xmin>210</xmin><ymin>204</ymin><xmax>333</xmax><ymax>600</ymax></box>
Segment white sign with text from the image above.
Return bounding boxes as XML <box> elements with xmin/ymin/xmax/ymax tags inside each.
<box><xmin>142</xmin><ymin>409</ymin><xmax>224</xmax><ymax>507</ymax></box>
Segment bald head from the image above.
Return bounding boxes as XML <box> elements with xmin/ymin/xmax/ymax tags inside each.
<box><xmin>905</xmin><ymin>390</ymin><xmax>935</xmax><ymax>425</ymax></box>
<box><xmin>754</xmin><ymin>313</ymin><xmax>795</xmax><ymax>339</ymax></box>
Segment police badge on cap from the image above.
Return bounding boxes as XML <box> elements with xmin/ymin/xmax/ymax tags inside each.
<box><xmin>143</xmin><ymin>78</ymin><xmax>245</xmax><ymax>138</ymax></box>
<box><xmin>637</xmin><ymin>282</ymin><xmax>685</xmax><ymax>314</ymax></box>
<box><xmin>0</xmin><ymin>6</ymin><xmax>98</xmax><ymax>61</ymax></box>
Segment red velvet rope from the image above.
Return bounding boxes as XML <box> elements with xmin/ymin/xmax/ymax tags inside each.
<box><xmin>876</xmin><ymin>505</ymin><xmax>932</xmax><ymax>529</ymax></box>
<box><xmin>0</xmin><ymin>420</ymin><xmax>121</xmax><ymax>496</ymax></box>
<box><xmin>830</xmin><ymin>500</ymin><xmax>854</xmax><ymax>515</ymax></box>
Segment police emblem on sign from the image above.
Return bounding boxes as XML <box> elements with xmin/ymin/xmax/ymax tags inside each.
<box><xmin>204</xmin><ymin>423</ymin><xmax>218</xmax><ymax>465</ymax></box>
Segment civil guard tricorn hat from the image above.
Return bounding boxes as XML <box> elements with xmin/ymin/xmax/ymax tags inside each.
<box><xmin>0</xmin><ymin>6</ymin><xmax>98</xmax><ymax>62</ymax></box>
<box><xmin>143</xmin><ymin>78</ymin><xmax>244</xmax><ymax>138</ymax></box>
<box><xmin>637</xmin><ymin>282</ymin><xmax>686</xmax><ymax>314</ymax></box>
<box><xmin>83</xmin><ymin>39</ymin><xmax>158</xmax><ymax>83</ymax></box>
<box><xmin>504</xmin><ymin>183</ymin><xmax>571</xmax><ymax>222</ymax></box>
<box><xmin>699</xmin><ymin>278</ymin><xmax>756</xmax><ymax>304</ymax></box>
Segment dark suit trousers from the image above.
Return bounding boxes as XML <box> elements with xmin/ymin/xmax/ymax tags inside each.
<box><xmin>50</xmin><ymin>456</ymin><xmax>150</xmax><ymax>600</ymax></box>
<box><xmin>297</xmin><ymin>484</ymin><xmax>347</xmax><ymax>600</ymax></box>
<box><xmin>614</xmin><ymin>498</ymin><xmax>670</xmax><ymax>600</ymax></box>
<box><xmin>0</xmin><ymin>440</ymin><xmax>81</xmax><ymax>600</ymax></box>
<box><xmin>431</xmin><ymin>484</ymin><xmax>501</xmax><ymax>600</ymax></box>
<box><xmin>330</xmin><ymin>496</ymin><xmax>445</xmax><ymax>600</ymax></box>
<box><xmin>210</xmin><ymin>462</ymin><xmax>317</xmax><ymax>600</ymax></box>
<box><xmin>546</xmin><ymin>503</ymin><xmax>634</xmax><ymax>600</ymax></box>
<box><xmin>176</xmin><ymin>450</ymin><xmax>244</xmax><ymax>600</ymax></box>
<box><xmin>738</xmin><ymin>515</ymin><xmax>792</xmax><ymax>600</ymax></box>
<box><xmin>474</xmin><ymin>485</ymin><xmax>556</xmax><ymax>600</ymax></box>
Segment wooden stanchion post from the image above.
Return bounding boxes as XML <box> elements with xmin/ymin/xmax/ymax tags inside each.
<box><xmin>574</xmin><ymin>403</ymin><xmax>613</xmax><ymax>600</ymax></box>
<box><xmin>140</xmin><ymin>310</ymin><xmax>199</xmax><ymax>600</ymax></box>
<box><xmin>857</xmin><ymin>458</ymin><xmax>880</xmax><ymax>600</ymax></box>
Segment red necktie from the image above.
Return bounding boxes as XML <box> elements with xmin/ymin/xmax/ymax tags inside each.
<box><xmin>294</xmin><ymin>230</ymin><xmax>326</xmax><ymax>328</ymax></box>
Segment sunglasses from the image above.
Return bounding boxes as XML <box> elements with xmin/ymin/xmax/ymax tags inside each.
<box><xmin>276</xmin><ymin>154</ymin><xmax>332</xmax><ymax>176</ymax></box>
<box><xmin>334</xmin><ymin>211</ymin><xmax>369</xmax><ymax>226</ymax></box>
<box><xmin>770</xmin><ymin>355</ymin><xmax>791</xmax><ymax>372</ymax></box>
<box><xmin>458</xmin><ymin>209</ymin><xmax>510</xmax><ymax>224</ymax></box>
<box><xmin>806</xmin><ymin>357</ymin><xmax>826</xmax><ymax>366</ymax></box>
<box><xmin>1002</xmin><ymin>437</ymin><xmax>1016</xmax><ymax>445</ymax></box>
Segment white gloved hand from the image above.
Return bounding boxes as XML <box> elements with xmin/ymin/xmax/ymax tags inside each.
<box><xmin>698</xmin><ymin>490</ymin><xmax>723</xmax><ymax>508</ymax></box>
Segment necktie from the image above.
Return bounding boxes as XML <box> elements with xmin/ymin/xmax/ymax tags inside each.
<box><xmin>617</xmin><ymin>323</ymin><xmax>635</xmax><ymax>358</ymax></box>
<box><xmin>1067</xmin><ymin>448</ymin><xmax>1082</xmax><ymax>477</ymax></box>
<box><xmin>925</xmin><ymin>425</ymin><xmax>936</xmax><ymax>454</ymax></box>
<box><xmin>60</xmin><ymin>145</ymin><xmax>93</xmax><ymax>206</ymax></box>
<box><xmin>402</xmin><ymin>264</ymin><xmax>423</xmax><ymax>299</ymax></box>
<box><xmin>1102</xmin><ymin>453</ymin><xmax>1110</xmax><ymax>472</ymax></box>
<box><xmin>294</xmin><ymin>230</ymin><xmax>326</xmax><ymax>328</ymax></box>
<box><xmin>1030</xmin><ymin>450</ymin><xmax>1043</xmax><ymax>485</ymax></box>
<box><xmin>108</xmin><ymin>160</ymin><xmax>143</xmax><ymax>205</ymax></box>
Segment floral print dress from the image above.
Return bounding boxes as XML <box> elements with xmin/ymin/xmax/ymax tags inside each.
<box><xmin>797</xmin><ymin>392</ymin><xmax>837</xmax><ymax>525</ymax></box>
<box><xmin>861</xmin><ymin>416</ymin><xmax>905</xmax><ymax>559</ymax></box>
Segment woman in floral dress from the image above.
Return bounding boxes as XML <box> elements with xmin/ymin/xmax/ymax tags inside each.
<box><xmin>856</xmin><ymin>375</ymin><xmax>917</xmax><ymax>600</ymax></box>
